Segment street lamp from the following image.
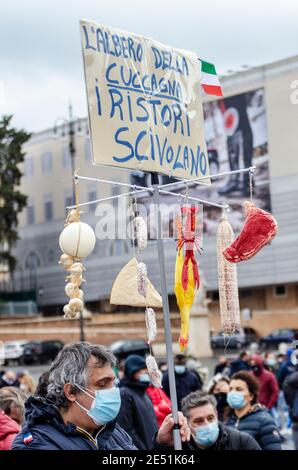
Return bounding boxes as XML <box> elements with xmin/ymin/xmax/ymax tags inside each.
<box><xmin>54</xmin><ymin>103</ymin><xmax>87</xmax><ymax>341</ymax></box>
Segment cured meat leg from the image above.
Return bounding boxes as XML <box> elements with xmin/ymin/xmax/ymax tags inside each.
<box><xmin>223</xmin><ymin>201</ymin><xmax>278</xmax><ymax>263</ymax></box>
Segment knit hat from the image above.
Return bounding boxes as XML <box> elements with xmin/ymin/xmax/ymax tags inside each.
<box><xmin>124</xmin><ymin>355</ymin><xmax>146</xmax><ymax>378</ymax></box>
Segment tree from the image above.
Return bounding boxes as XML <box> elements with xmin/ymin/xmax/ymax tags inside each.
<box><xmin>0</xmin><ymin>115</ymin><xmax>31</xmax><ymax>274</ymax></box>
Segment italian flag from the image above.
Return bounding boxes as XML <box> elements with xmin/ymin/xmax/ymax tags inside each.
<box><xmin>200</xmin><ymin>60</ymin><xmax>223</xmax><ymax>97</ymax></box>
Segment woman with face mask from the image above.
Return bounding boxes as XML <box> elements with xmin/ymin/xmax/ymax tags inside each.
<box><xmin>208</xmin><ymin>377</ymin><xmax>230</xmax><ymax>422</ymax></box>
<box><xmin>225</xmin><ymin>371</ymin><xmax>282</xmax><ymax>450</ymax></box>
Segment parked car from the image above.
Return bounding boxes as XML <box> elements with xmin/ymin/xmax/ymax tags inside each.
<box><xmin>3</xmin><ymin>340</ymin><xmax>29</xmax><ymax>365</ymax></box>
<box><xmin>23</xmin><ymin>340</ymin><xmax>64</xmax><ymax>364</ymax></box>
<box><xmin>108</xmin><ymin>339</ymin><xmax>150</xmax><ymax>360</ymax></box>
<box><xmin>211</xmin><ymin>329</ymin><xmax>247</xmax><ymax>349</ymax></box>
<box><xmin>259</xmin><ymin>328</ymin><xmax>298</xmax><ymax>349</ymax></box>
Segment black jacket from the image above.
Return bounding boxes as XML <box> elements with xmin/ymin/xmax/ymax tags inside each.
<box><xmin>12</xmin><ymin>396</ymin><xmax>137</xmax><ymax>450</ymax></box>
<box><xmin>117</xmin><ymin>378</ymin><xmax>158</xmax><ymax>450</ymax></box>
<box><xmin>226</xmin><ymin>405</ymin><xmax>282</xmax><ymax>450</ymax></box>
<box><xmin>184</xmin><ymin>423</ymin><xmax>260</xmax><ymax>450</ymax></box>
<box><xmin>283</xmin><ymin>371</ymin><xmax>298</xmax><ymax>422</ymax></box>
<box><xmin>162</xmin><ymin>369</ymin><xmax>202</xmax><ymax>410</ymax></box>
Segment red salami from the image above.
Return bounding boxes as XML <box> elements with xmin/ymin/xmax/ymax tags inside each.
<box><xmin>223</xmin><ymin>202</ymin><xmax>278</xmax><ymax>263</ymax></box>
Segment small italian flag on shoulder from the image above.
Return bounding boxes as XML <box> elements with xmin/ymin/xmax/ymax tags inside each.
<box><xmin>200</xmin><ymin>59</ymin><xmax>223</xmax><ymax>97</ymax></box>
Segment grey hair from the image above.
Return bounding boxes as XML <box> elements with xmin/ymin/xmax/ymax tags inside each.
<box><xmin>47</xmin><ymin>341</ymin><xmax>116</xmax><ymax>409</ymax></box>
<box><xmin>181</xmin><ymin>391</ymin><xmax>217</xmax><ymax>420</ymax></box>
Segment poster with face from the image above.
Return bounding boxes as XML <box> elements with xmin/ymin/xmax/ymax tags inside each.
<box><xmin>131</xmin><ymin>87</ymin><xmax>270</xmax><ymax>238</ymax></box>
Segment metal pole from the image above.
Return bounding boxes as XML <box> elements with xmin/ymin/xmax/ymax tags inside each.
<box><xmin>158</xmin><ymin>165</ymin><xmax>257</xmax><ymax>190</ymax></box>
<box><xmin>68</xmin><ymin>103</ymin><xmax>85</xmax><ymax>342</ymax></box>
<box><xmin>151</xmin><ymin>173</ymin><xmax>182</xmax><ymax>450</ymax></box>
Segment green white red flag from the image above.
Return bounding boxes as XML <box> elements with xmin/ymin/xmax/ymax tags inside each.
<box><xmin>200</xmin><ymin>59</ymin><xmax>223</xmax><ymax>97</ymax></box>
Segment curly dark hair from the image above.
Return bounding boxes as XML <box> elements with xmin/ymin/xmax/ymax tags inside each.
<box><xmin>231</xmin><ymin>371</ymin><xmax>259</xmax><ymax>404</ymax></box>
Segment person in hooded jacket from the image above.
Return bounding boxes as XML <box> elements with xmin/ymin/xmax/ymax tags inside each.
<box><xmin>250</xmin><ymin>354</ymin><xmax>279</xmax><ymax>410</ymax></box>
<box><xmin>0</xmin><ymin>387</ymin><xmax>25</xmax><ymax>450</ymax></box>
<box><xmin>225</xmin><ymin>371</ymin><xmax>282</xmax><ymax>450</ymax></box>
<box><xmin>12</xmin><ymin>343</ymin><xmax>189</xmax><ymax>451</ymax></box>
<box><xmin>117</xmin><ymin>355</ymin><xmax>158</xmax><ymax>449</ymax></box>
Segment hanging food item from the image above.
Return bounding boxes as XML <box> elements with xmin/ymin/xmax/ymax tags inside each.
<box><xmin>59</xmin><ymin>202</ymin><xmax>96</xmax><ymax>320</ymax></box>
<box><xmin>146</xmin><ymin>355</ymin><xmax>162</xmax><ymax>388</ymax></box>
<box><xmin>110</xmin><ymin>258</ymin><xmax>162</xmax><ymax>308</ymax></box>
<box><xmin>174</xmin><ymin>249</ymin><xmax>196</xmax><ymax>352</ymax></box>
<box><xmin>134</xmin><ymin>216</ymin><xmax>148</xmax><ymax>252</ymax></box>
<box><xmin>59</xmin><ymin>220</ymin><xmax>96</xmax><ymax>259</ymax></box>
<box><xmin>223</xmin><ymin>201</ymin><xmax>278</xmax><ymax>263</ymax></box>
<box><xmin>174</xmin><ymin>204</ymin><xmax>201</xmax><ymax>352</ymax></box>
<box><xmin>145</xmin><ymin>307</ymin><xmax>157</xmax><ymax>343</ymax></box>
<box><xmin>137</xmin><ymin>262</ymin><xmax>148</xmax><ymax>297</ymax></box>
<box><xmin>217</xmin><ymin>211</ymin><xmax>241</xmax><ymax>336</ymax></box>
<box><xmin>177</xmin><ymin>205</ymin><xmax>200</xmax><ymax>291</ymax></box>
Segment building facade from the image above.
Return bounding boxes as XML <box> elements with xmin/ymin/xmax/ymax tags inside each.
<box><xmin>7</xmin><ymin>55</ymin><xmax>298</xmax><ymax>335</ymax></box>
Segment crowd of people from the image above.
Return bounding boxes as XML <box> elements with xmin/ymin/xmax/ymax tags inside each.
<box><xmin>0</xmin><ymin>341</ymin><xmax>297</xmax><ymax>451</ymax></box>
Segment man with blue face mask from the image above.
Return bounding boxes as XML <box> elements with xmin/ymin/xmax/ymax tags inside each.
<box><xmin>116</xmin><ymin>354</ymin><xmax>158</xmax><ymax>449</ymax></box>
<box><xmin>181</xmin><ymin>391</ymin><xmax>261</xmax><ymax>450</ymax></box>
<box><xmin>162</xmin><ymin>354</ymin><xmax>202</xmax><ymax>410</ymax></box>
<box><xmin>12</xmin><ymin>343</ymin><xmax>190</xmax><ymax>450</ymax></box>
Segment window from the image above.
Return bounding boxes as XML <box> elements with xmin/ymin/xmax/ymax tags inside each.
<box><xmin>47</xmin><ymin>249</ymin><xmax>55</xmax><ymax>263</ymax></box>
<box><xmin>24</xmin><ymin>157</ymin><xmax>34</xmax><ymax>178</ymax></box>
<box><xmin>109</xmin><ymin>240</ymin><xmax>129</xmax><ymax>256</ymax></box>
<box><xmin>241</xmin><ymin>289</ymin><xmax>253</xmax><ymax>299</ymax></box>
<box><xmin>85</xmin><ymin>138</ymin><xmax>92</xmax><ymax>163</ymax></box>
<box><xmin>88</xmin><ymin>190</ymin><xmax>97</xmax><ymax>212</ymax></box>
<box><xmin>65</xmin><ymin>190</ymin><xmax>74</xmax><ymax>209</ymax></box>
<box><xmin>62</xmin><ymin>147</ymin><xmax>72</xmax><ymax>169</ymax></box>
<box><xmin>41</xmin><ymin>152</ymin><xmax>53</xmax><ymax>173</ymax></box>
<box><xmin>25</xmin><ymin>252</ymin><xmax>40</xmax><ymax>270</ymax></box>
<box><xmin>27</xmin><ymin>200</ymin><xmax>35</xmax><ymax>225</ymax></box>
<box><xmin>44</xmin><ymin>194</ymin><xmax>53</xmax><ymax>221</ymax></box>
<box><xmin>274</xmin><ymin>285</ymin><xmax>287</xmax><ymax>297</ymax></box>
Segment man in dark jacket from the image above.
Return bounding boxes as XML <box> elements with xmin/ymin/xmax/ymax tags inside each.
<box><xmin>283</xmin><ymin>368</ymin><xmax>298</xmax><ymax>450</ymax></box>
<box><xmin>162</xmin><ymin>354</ymin><xmax>202</xmax><ymax>410</ymax></box>
<box><xmin>250</xmin><ymin>354</ymin><xmax>279</xmax><ymax>410</ymax></box>
<box><xmin>117</xmin><ymin>354</ymin><xmax>158</xmax><ymax>449</ymax></box>
<box><xmin>229</xmin><ymin>351</ymin><xmax>251</xmax><ymax>376</ymax></box>
<box><xmin>181</xmin><ymin>391</ymin><xmax>260</xmax><ymax>450</ymax></box>
<box><xmin>12</xmin><ymin>343</ymin><xmax>189</xmax><ymax>450</ymax></box>
<box><xmin>277</xmin><ymin>348</ymin><xmax>296</xmax><ymax>388</ymax></box>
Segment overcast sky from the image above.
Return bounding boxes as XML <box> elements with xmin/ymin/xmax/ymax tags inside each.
<box><xmin>1</xmin><ymin>0</ymin><xmax>298</xmax><ymax>132</ymax></box>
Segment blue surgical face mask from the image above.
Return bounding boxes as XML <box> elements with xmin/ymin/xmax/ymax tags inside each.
<box><xmin>267</xmin><ymin>358</ymin><xmax>276</xmax><ymax>367</ymax></box>
<box><xmin>75</xmin><ymin>385</ymin><xmax>121</xmax><ymax>425</ymax></box>
<box><xmin>138</xmin><ymin>373</ymin><xmax>150</xmax><ymax>383</ymax></box>
<box><xmin>175</xmin><ymin>365</ymin><xmax>186</xmax><ymax>375</ymax></box>
<box><xmin>227</xmin><ymin>391</ymin><xmax>247</xmax><ymax>410</ymax></box>
<box><xmin>193</xmin><ymin>421</ymin><xmax>219</xmax><ymax>447</ymax></box>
